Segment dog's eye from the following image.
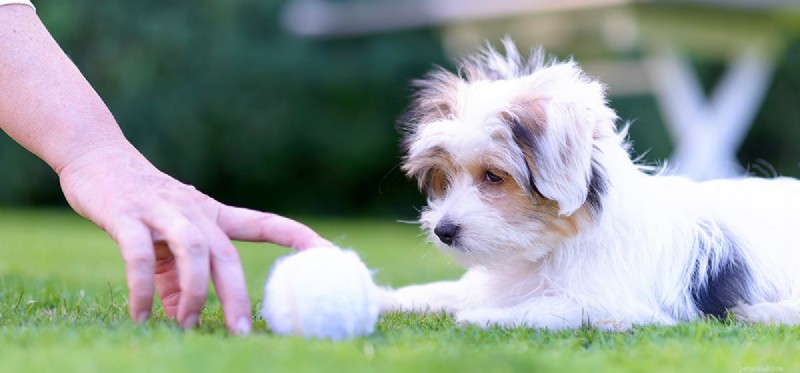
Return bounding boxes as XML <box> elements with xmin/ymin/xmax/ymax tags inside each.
<box><xmin>484</xmin><ymin>171</ymin><xmax>503</xmax><ymax>183</ymax></box>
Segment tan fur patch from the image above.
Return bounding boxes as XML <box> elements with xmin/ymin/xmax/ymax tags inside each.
<box><xmin>477</xmin><ymin>167</ymin><xmax>586</xmax><ymax>238</ymax></box>
<box><xmin>507</xmin><ymin>97</ymin><xmax>548</xmax><ymax>136</ymax></box>
<box><xmin>402</xmin><ymin>146</ymin><xmax>457</xmax><ymax>198</ymax></box>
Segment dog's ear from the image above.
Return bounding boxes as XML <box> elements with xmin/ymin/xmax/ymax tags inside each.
<box><xmin>398</xmin><ymin>68</ymin><xmax>463</xmax><ymax>165</ymax></box>
<box><xmin>506</xmin><ymin>64</ymin><xmax>613</xmax><ymax>216</ymax></box>
<box><xmin>398</xmin><ymin>68</ymin><xmax>461</xmax><ymax>136</ymax></box>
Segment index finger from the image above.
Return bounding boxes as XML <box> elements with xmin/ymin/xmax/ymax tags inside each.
<box><xmin>215</xmin><ymin>205</ymin><xmax>332</xmax><ymax>250</ymax></box>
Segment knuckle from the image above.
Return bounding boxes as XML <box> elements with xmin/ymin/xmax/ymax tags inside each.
<box><xmin>170</xmin><ymin>225</ymin><xmax>208</xmax><ymax>257</ymax></box>
<box><xmin>123</xmin><ymin>250</ymin><xmax>155</xmax><ymax>267</ymax></box>
<box><xmin>128</xmin><ymin>286</ymin><xmax>153</xmax><ymax>300</ymax></box>
<box><xmin>108</xmin><ymin>218</ymin><xmax>144</xmax><ymax>242</ymax></box>
<box><xmin>182</xmin><ymin>238</ymin><xmax>207</xmax><ymax>257</ymax></box>
<box><xmin>212</xmin><ymin>245</ymin><xmax>241</xmax><ymax>263</ymax></box>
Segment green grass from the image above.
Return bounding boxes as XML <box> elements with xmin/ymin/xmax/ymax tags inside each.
<box><xmin>1</xmin><ymin>209</ymin><xmax>799</xmax><ymax>372</ymax></box>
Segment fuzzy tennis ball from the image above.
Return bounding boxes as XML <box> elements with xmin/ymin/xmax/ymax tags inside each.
<box><xmin>262</xmin><ymin>246</ymin><xmax>381</xmax><ymax>340</ymax></box>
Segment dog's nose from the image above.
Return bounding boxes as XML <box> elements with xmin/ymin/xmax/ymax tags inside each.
<box><xmin>434</xmin><ymin>222</ymin><xmax>460</xmax><ymax>246</ymax></box>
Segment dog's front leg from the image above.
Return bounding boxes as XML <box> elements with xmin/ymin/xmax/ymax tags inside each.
<box><xmin>380</xmin><ymin>269</ymin><xmax>487</xmax><ymax>314</ymax></box>
<box><xmin>456</xmin><ymin>297</ymin><xmax>626</xmax><ymax>331</ymax></box>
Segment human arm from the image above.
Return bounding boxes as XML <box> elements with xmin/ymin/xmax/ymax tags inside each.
<box><xmin>0</xmin><ymin>4</ymin><xmax>331</xmax><ymax>334</ymax></box>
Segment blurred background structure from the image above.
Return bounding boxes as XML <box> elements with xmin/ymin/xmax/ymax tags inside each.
<box><xmin>2</xmin><ymin>0</ymin><xmax>800</xmax><ymax>219</ymax></box>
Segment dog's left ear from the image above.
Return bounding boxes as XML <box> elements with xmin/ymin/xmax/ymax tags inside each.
<box><xmin>506</xmin><ymin>65</ymin><xmax>613</xmax><ymax>216</ymax></box>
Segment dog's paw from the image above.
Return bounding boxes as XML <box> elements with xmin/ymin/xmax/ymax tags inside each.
<box><xmin>377</xmin><ymin>287</ymin><xmax>402</xmax><ymax>313</ymax></box>
<box><xmin>731</xmin><ymin>300</ymin><xmax>800</xmax><ymax>325</ymax></box>
<box><xmin>457</xmin><ymin>307</ymin><xmax>594</xmax><ymax>331</ymax></box>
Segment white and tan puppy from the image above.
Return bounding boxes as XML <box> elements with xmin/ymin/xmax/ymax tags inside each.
<box><xmin>381</xmin><ymin>39</ymin><xmax>800</xmax><ymax>330</ymax></box>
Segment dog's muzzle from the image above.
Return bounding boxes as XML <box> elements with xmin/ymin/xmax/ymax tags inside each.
<box><xmin>434</xmin><ymin>221</ymin><xmax>460</xmax><ymax>246</ymax></box>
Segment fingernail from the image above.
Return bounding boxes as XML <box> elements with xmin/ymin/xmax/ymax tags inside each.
<box><xmin>136</xmin><ymin>312</ymin><xmax>150</xmax><ymax>323</ymax></box>
<box><xmin>235</xmin><ymin>317</ymin><xmax>252</xmax><ymax>336</ymax></box>
<box><xmin>182</xmin><ymin>314</ymin><xmax>200</xmax><ymax>330</ymax></box>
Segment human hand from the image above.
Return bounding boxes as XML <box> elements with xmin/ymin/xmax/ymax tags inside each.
<box><xmin>57</xmin><ymin>143</ymin><xmax>332</xmax><ymax>334</ymax></box>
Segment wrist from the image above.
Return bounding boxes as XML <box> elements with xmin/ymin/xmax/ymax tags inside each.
<box><xmin>56</xmin><ymin>140</ymin><xmax>150</xmax><ymax>178</ymax></box>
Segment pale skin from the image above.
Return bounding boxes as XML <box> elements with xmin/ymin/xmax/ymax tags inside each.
<box><xmin>0</xmin><ymin>5</ymin><xmax>332</xmax><ymax>334</ymax></box>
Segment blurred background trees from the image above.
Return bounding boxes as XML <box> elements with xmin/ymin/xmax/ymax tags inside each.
<box><xmin>1</xmin><ymin>0</ymin><xmax>799</xmax><ymax>219</ymax></box>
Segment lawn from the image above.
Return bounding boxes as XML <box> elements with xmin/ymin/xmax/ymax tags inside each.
<box><xmin>0</xmin><ymin>208</ymin><xmax>798</xmax><ymax>372</ymax></box>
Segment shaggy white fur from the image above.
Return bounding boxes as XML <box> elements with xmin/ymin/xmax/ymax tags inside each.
<box><xmin>382</xmin><ymin>39</ymin><xmax>800</xmax><ymax>330</ymax></box>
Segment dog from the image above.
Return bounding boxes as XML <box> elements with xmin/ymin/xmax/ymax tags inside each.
<box><xmin>380</xmin><ymin>39</ymin><xmax>800</xmax><ymax>330</ymax></box>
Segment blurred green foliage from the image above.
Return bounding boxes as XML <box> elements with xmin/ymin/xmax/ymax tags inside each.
<box><xmin>1</xmin><ymin>1</ymin><xmax>798</xmax><ymax>217</ymax></box>
<box><xmin>1</xmin><ymin>0</ymin><xmax>449</xmax><ymax>218</ymax></box>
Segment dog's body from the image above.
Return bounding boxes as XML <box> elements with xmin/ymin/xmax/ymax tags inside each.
<box><xmin>381</xmin><ymin>40</ymin><xmax>800</xmax><ymax>330</ymax></box>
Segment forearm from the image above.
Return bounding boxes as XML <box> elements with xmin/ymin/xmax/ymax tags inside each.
<box><xmin>0</xmin><ymin>5</ymin><xmax>134</xmax><ymax>174</ymax></box>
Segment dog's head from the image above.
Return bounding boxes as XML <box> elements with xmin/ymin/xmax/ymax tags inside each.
<box><xmin>399</xmin><ymin>39</ymin><xmax>620</xmax><ymax>268</ymax></box>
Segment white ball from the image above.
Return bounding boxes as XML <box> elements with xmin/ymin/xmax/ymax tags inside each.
<box><xmin>262</xmin><ymin>246</ymin><xmax>380</xmax><ymax>340</ymax></box>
